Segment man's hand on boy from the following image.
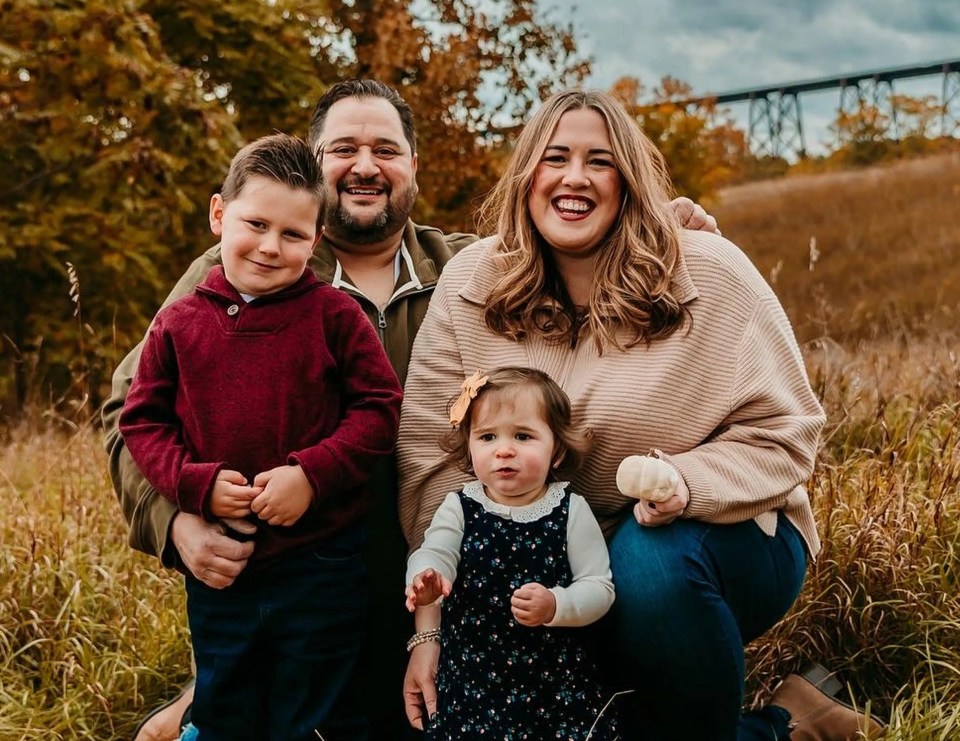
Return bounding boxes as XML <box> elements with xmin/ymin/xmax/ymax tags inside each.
<box><xmin>209</xmin><ymin>469</ymin><xmax>259</xmax><ymax>519</ymax></box>
<box><xmin>250</xmin><ymin>464</ymin><xmax>313</xmax><ymax>526</ymax></box>
<box><xmin>405</xmin><ymin>568</ymin><xmax>452</xmax><ymax>612</ymax></box>
<box><xmin>511</xmin><ymin>582</ymin><xmax>557</xmax><ymax>627</ymax></box>
<box><xmin>171</xmin><ymin>512</ymin><xmax>254</xmax><ymax>589</ymax></box>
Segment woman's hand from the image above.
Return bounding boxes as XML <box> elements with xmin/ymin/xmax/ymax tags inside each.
<box><xmin>403</xmin><ymin>641</ymin><xmax>441</xmax><ymax>730</ymax></box>
<box><xmin>633</xmin><ymin>473</ymin><xmax>690</xmax><ymax>527</ymax></box>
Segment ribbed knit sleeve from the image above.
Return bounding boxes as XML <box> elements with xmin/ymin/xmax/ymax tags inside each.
<box><xmin>397</xmin><ymin>271</ymin><xmax>472</xmax><ymax>549</ymax></box>
<box><xmin>669</xmin><ymin>292</ymin><xmax>825</xmax><ymax>525</ymax></box>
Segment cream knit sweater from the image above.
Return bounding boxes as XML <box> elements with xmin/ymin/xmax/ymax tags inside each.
<box><xmin>397</xmin><ymin>232</ymin><xmax>826</xmax><ymax>557</ymax></box>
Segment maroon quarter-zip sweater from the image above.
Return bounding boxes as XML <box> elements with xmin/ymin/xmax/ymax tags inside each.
<box><xmin>120</xmin><ymin>266</ymin><xmax>402</xmax><ymax>569</ymax></box>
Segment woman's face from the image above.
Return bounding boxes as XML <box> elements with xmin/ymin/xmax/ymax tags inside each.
<box><xmin>528</xmin><ymin>107</ymin><xmax>623</xmax><ymax>256</ymax></box>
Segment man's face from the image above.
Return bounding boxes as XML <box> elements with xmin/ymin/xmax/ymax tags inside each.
<box><xmin>318</xmin><ymin>96</ymin><xmax>419</xmax><ymax>246</ymax></box>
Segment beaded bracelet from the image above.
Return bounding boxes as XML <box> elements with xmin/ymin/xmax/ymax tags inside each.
<box><xmin>406</xmin><ymin>628</ymin><xmax>441</xmax><ymax>652</ymax></box>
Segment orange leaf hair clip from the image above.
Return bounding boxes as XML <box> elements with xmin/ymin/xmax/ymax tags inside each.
<box><xmin>449</xmin><ymin>370</ymin><xmax>489</xmax><ymax>428</ymax></box>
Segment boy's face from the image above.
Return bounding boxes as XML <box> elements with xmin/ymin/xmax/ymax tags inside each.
<box><xmin>210</xmin><ymin>175</ymin><xmax>321</xmax><ymax>297</ymax></box>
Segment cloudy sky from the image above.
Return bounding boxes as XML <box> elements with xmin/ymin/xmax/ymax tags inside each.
<box><xmin>545</xmin><ymin>0</ymin><xmax>960</xmax><ymax>153</ymax></box>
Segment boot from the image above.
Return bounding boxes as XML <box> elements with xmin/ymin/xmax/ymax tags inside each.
<box><xmin>769</xmin><ymin>673</ymin><xmax>886</xmax><ymax>740</ymax></box>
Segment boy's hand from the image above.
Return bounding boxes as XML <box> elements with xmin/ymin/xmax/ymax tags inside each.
<box><xmin>208</xmin><ymin>469</ymin><xmax>258</xmax><ymax>518</ymax></box>
<box><xmin>250</xmin><ymin>465</ymin><xmax>313</xmax><ymax>526</ymax></box>
<box><xmin>405</xmin><ymin>568</ymin><xmax>452</xmax><ymax>612</ymax></box>
<box><xmin>511</xmin><ymin>582</ymin><xmax>556</xmax><ymax>627</ymax></box>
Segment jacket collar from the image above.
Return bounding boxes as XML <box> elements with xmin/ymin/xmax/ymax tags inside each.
<box><xmin>309</xmin><ymin>219</ymin><xmax>442</xmax><ymax>291</ymax></box>
<box><xmin>398</xmin><ymin>219</ymin><xmax>442</xmax><ymax>286</ymax></box>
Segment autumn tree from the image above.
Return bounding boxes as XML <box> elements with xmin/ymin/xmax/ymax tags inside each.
<box><xmin>610</xmin><ymin>76</ymin><xmax>750</xmax><ymax>201</ymax></box>
<box><xmin>829</xmin><ymin>100</ymin><xmax>891</xmax><ymax>165</ymax></box>
<box><xmin>0</xmin><ymin>0</ymin><xmax>589</xmax><ymax>414</ymax></box>
<box><xmin>889</xmin><ymin>93</ymin><xmax>946</xmax><ymax>156</ymax></box>
<box><xmin>141</xmin><ymin>0</ymin><xmax>334</xmax><ymax>139</ymax></box>
<box><xmin>891</xmin><ymin>93</ymin><xmax>943</xmax><ymax>141</ymax></box>
<box><xmin>0</xmin><ymin>0</ymin><xmax>329</xmax><ymax>412</ymax></box>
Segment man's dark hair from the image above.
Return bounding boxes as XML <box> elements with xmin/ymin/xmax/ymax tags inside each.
<box><xmin>308</xmin><ymin>79</ymin><xmax>417</xmax><ymax>155</ymax></box>
<box><xmin>221</xmin><ymin>133</ymin><xmax>323</xmax><ymax>205</ymax></box>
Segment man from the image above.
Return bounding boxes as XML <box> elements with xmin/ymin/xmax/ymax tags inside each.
<box><xmin>102</xmin><ymin>78</ymin><xmax>720</xmax><ymax>741</ymax></box>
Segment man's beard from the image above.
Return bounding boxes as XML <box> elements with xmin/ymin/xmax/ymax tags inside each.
<box><xmin>323</xmin><ymin>180</ymin><xmax>418</xmax><ymax>246</ymax></box>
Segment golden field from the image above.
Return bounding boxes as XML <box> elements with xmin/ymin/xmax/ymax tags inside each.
<box><xmin>1</xmin><ymin>153</ymin><xmax>959</xmax><ymax>739</ymax></box>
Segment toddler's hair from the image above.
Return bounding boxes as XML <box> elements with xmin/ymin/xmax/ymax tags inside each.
<box><xmin>440</xmin><ymin>367</ymin><xmax>586</xmax><ymax>478</ymax></box>
<box><xmin>220</xmin><ymin>133</ymin><xmax>324</xmax><ymax>217</ymax></box>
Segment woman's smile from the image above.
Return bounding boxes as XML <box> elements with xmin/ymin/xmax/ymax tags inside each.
<box><xmin>552</xmin><ymin>195</ymin><xmax>595</xmax><ymax>218</ymax></box>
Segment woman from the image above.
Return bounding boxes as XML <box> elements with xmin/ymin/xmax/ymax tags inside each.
<box><xmin>397</xmin><ymin>90</ymin><xmax>882</xmax><ymax>740</ymax></box>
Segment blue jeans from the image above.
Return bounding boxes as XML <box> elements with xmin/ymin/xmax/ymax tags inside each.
<box><xmin>184</xmin><ymin>533</ymin><xmax>368</xmax><ymax>741</ymax></box>
<box><xmin>600</xmin><ymin>512</ymin><xmax>806</xmax><ymax>740</ymax></box>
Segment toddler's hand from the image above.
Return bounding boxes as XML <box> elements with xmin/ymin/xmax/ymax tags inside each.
<box><xmin>250</xmin><ymin>465</ymin><xmax>313</xmax><ymax>526</ymax></box>
<box><xmin>511</xmin><ymin>582</ymin><xmax>556</xmax><ymax>626</ymax></box>
<box><xmin>209</xmin><ymin>469</ymin><xmax>258</xmax><ymax>518</ymax></box>
<box><xmin>405</xmin><ymin>568</ymin><xmax>452</xmax><ymax>612</ymax></box>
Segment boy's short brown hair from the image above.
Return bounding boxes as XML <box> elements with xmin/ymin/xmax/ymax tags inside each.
<box><xmin>221</xmin><ymin>133</ymin><xmax>324</xmax><ymax>224</ymax></box>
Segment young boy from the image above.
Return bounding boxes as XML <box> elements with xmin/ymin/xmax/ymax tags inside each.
<box><xmin>119</xmin><ymin>133</ymin><xmax>403</xmax><ymax>741</ymax></box>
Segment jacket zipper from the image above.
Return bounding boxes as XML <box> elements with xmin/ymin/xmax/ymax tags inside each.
<box><xmin>377</xmin><ymin>309</ymin><xmax>387</xmax><ymax>342</ymax></box>
<box><xmin>340</xmin><ymin>284</ymin><xmax>435</xmax><ymax>346</ymax></box>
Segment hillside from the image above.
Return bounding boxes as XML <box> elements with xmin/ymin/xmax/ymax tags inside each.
<box><xmin>711</xmin><ymin>152</ymin><xmax>960</xmax><ymax>345</ymax></box>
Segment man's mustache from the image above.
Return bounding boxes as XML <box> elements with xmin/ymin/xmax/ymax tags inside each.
<box><xmin>338</xmin><ymin>178</ymin><xmax>391</xmax><ymax>194</ymax></box>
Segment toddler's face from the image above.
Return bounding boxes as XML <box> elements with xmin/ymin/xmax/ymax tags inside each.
<box><xmin>211</xmin><ymin>175</ymin><xmax>320</xmax><ymax>296</ymax></box>
<box><xmin>468</xmin><ymin>387</ymin><xmax>556</xmax><ymax>507</ymax></box>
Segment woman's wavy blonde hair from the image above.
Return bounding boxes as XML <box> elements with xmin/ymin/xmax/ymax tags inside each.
<box><xmin>477</xmin><ymin>90</ymin><xmax>686</xmax><ymax>351</ymax></box>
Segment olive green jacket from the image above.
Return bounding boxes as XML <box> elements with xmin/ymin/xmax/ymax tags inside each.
<box><xmin>101</xmin><ymin>220</ymin><xmax>477</xmax><ymax>565</ymax></box>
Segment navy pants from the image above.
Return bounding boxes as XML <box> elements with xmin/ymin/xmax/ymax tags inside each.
<box><xmin>601</xmin><ymin>512</ymin><xmax>806</xmax><ymax>740</ymax></box>
<box><xmin>185</xmin><ymin>538</ymin><xmax>368</xmax><ymax>741</ymax></box>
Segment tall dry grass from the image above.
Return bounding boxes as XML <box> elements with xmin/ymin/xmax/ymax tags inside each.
<box><xmin>718</xmin><ymin>152</ymin><xmax>960</xmax><ymax>738</ymax></box>
<box><xmin>0</xmin><ymin>420</ymin><xmax>190</xmax><ymax>739</ymax></box>
<box><xmin>1</xmin><ymin>152</ymin><xmax>959</xmax><ymax>738</ymax></box>
<box><xmin>747</xmin><ymin>336</ymin><xmax>960</xmax><ymax>737</ymax></box>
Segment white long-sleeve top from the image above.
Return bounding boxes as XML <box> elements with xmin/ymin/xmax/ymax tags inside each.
<box><xmin>406</xmin><ymin>481</ymin><xmax>615</xmax><ymax>627</ymax></box>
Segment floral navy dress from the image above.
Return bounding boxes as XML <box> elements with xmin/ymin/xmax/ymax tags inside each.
<box><xmin>428</xmin><ymin>482</ymin><xmax>618</xmax><ymax>740</ymax></box>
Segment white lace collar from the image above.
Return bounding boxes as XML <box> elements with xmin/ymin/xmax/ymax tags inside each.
<box><xmin>461</xmin><ymin>480</ymin><xmax>569</xmax><ymax>522</ymax></box>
